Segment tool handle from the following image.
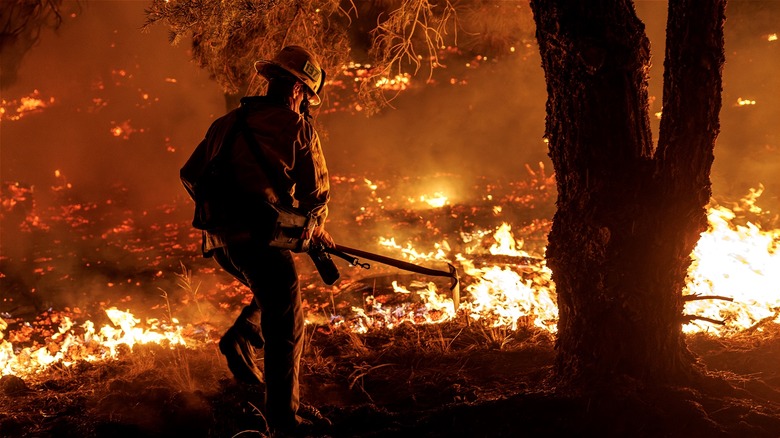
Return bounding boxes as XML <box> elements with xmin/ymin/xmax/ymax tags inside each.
<box><xmin>332</xmin><ymin>244</ymin><xmax>452</xmax><ymax>278</ymax></box>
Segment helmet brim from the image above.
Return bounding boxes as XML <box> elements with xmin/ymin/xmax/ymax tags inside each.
<box><xmin>254</xmin><ymin>60</ymin><xmax>322</xmax><ymax>107</ymax></box>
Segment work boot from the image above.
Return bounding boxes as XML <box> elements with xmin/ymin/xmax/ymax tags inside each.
<box><xmin>297</xmin><ymin>403</ymin><xmax>332</xmax><ymax>427</ymax></box>
<box><xmin>269</xmin><ymin>406</ymin><xmax>331</xmax><ymax>438</ymax></box>
<box><xmin>218</xmin><ymin>326</ymin><xmax>264</xmax><ymax>385</ymax></box>
<box><xmin>236</xmin><ymin>319</ymin><xmax>265</xmax><ymax>349</ymax></box>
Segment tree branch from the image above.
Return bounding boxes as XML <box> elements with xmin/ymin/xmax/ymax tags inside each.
<box><xmin>682</xmin><ymin>294</ymin><xmax>734</xmax><ymax>303</ymax></box>
<box><xmin>681</xmin><ymin>315</ymin><xmax>726</xmax><ymax>326</ymax></box>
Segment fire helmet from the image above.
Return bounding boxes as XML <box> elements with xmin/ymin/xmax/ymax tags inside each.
<box><xmin>254</xmin><ymin>45</ymin><xmax>325</xmax><ymax>106</ymax></box>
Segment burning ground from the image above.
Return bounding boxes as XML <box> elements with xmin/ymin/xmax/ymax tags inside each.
<box><xmin>3</xmin><ymin>167</ymin><xmax>780</xmax><ymax>437</ymax></box>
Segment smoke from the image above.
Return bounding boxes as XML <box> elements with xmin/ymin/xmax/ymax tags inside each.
<box><xmin>1</xmin><ymin>1</ymin><xmax>224</xmax><ymax>208</ymax></box>
<box><xmin>1</xmin><ymin>1</ymin><xmax>778</xmax><ymax>319</ymax></box>
<box><xmin>714</xmin><ymin>1</ymin><xmax>780</xmax><ymax>204</ymax></box>
<box><xmin>636</xmin><ymin>1</ymin><xmax>780</xmax><ymax>205</ymax></box>
<box><xmin>4</xmin><ymin>2</ymin><xmax>777</xmax><ymax>210</ymax></box>
<box><xmin>320</xmin><ymin>51</ymin><xmax>548</xmax><ymax>184</ymax></box>
<box><xmin>0</xmin><ymin>1</ymin><xmax>227</xmax><ymax>319</ymax></box>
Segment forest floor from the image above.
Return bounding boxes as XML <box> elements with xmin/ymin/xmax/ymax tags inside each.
<box><xmin>3</xmin><ymin>174</ymin><xmax>780</xmax><ymax>437</ymax></box>
<box><xmin>3</xmin><ymin>324</ymin><xmax>780</xmax><ymax>437</ymax></box>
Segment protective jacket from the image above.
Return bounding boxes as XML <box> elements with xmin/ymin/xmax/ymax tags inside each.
<box><xmin>195</xmin><ymin>96</ymin><xmax>330</xmax><ymax>255</ymax></box>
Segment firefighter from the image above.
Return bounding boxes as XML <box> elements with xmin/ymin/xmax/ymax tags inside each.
<box><xmin>197</xmin><ymin>45</ymin><xmax>334</xmax><ymax>434</ymax></box>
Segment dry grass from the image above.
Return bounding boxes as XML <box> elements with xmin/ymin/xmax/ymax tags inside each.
<box><xmin>7</xmin><ymin>322</ymin><xmax>780</xmax><ymax>436</ymax></box>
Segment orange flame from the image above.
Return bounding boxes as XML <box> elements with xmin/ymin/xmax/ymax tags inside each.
<box><xmin>3</xmin><ymin>179</ymin><xmax>778</xmax><ymax>378</ymax></box>
<box><xmin>1</xmin><ymin>308</ymin><xmax>187</xmax><ymax>378</ymax></box>
<box><xmin>683</xmin><ymin>187</ymin><xmax>780</xmax><ymax>334</ymax></box>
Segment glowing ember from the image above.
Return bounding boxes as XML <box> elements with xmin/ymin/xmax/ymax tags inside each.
<box><xmin>408</xmin><ymin>192</ymin><xmax>449</xmax><ymax>208</ymax></box>
<box><xmin>52</xmin><ymin>169</ymin><xmax>73</xmax><ymax>191</ymax></box>
<box><xmin>0</xmin><ymin>90</ymin><xmax>54</xmax><ymax>121</ymax></box>
<box><xmin>737</xmin><ymin>97</ymin><xmax>757</xmax><ymax>106</ymax></box>
<box><xmin>110</xmin><ymin>119</ymin><xmax>142</xmax><ymax>139</ymax></box>
<box><xmin>374</xmin><ymin>73</ymin><xmax>411</xmax><ymax>91</ymax></box>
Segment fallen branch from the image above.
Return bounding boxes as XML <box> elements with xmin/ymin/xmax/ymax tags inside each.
<box><xmin>683</xmin><ymin>294</ymin><xmax>734</xmax><ymax>302</ymax></box>
<box><xmin>681</xmin><ymin>315</ymin><xmax>726</xmax><ymax>325</ymax></box>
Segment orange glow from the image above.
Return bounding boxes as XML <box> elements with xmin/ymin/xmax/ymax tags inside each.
<box><xmin>683</xmin><ymin>187</ymin><xmax>780</xmax><ymax>335</ymax></box>
<box><xmin>0</xmin><ymin>308</ymin><xmax>187</xmax><ymax>378</ymax></box>
<box><xmin>2</xmin><ymin>178</ymin><xmax>778</xmax><ymax>377</ymax></box>
<box><xmin>0</xmin><ymin>90</ymin><xmax>54</xmax><ymax>121</ymax></box>
<box><xmin>340</xmin><ymin>187</ymin><xmax>779</xmax><ymax>337</ymax></box>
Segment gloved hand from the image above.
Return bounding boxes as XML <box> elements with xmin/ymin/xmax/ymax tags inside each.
<box><xmin>312</xmin><ymin>226</ymin><xmax>335</xmax><ymax>248</ymax></box>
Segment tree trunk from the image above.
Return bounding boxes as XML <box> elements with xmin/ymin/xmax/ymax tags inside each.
<box><xmin>530</xmin><ymin>0</ymin><xmax>726</xmax><ymax>387</ymax></box>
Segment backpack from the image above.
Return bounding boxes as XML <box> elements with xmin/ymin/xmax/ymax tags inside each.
<box><xmin>180</xmin><ymin>106</ymin><xmax>316</xmax><ymax>252</ymax></box>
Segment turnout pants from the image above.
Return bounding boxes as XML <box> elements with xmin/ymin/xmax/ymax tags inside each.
<box><xmin>212</xmin><ymin>240</ymin><xmax>304</xmax><ymax>430</ymax></box>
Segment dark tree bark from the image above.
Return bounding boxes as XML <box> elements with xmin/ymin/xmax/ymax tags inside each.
<box><xmin>530</xmin><ymin>0</ymin><xmax>726</xmax><ymax>387</ymax></box>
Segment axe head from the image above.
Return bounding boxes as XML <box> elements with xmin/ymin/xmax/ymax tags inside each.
<box><xmin>447</xmin><ymin>263</ymin><xmax>460</xmax><ymax>311</ymax></box>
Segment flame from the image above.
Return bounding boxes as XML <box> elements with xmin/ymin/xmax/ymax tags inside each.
<box><xmin>489</xmin><ymin>223</ymin><xmax>531</xmax><ymax>257</ymax></box>
<box><xmin>683</xmin><ymin>187</ymin><xmax>780</xmax><ymax>334</ymax></box>
<box><xmin>0</xmin><ymin>308</ymin><xmax>187</xmax><ymax>378</ymax></box>
<box><xmin>407</xmin><ymin>192</ymin><xmax>449</xmax><ymax>208</ymax></box>
<box><xmin>340</xmin><ymin>222</ymin><xmax>556</xmax><ymax>334</ymax></box>
<box><xmin>342</xmin><ymin>187</ymin><xmax>779</xmax><ymax>338</ymax></box>
<box><xmin>460</xmin><ymin>259</ymin><xmax>557</xmax><ymax>332</ymax></box>
<box><xmin>463</xmin><ymin>223</ymin><xmax>558</xmax><ymax>332</ymax></box>
<box><xmin>378</xmin><ymin>237</ymin><xmax>451</xmax><ymax>262</ymax></box>
<box><xmin>4</xmin><ymin>171</ymin><xmax>780</xmax><ymax>378</ymax></box>
<box><xmin>345</xmin><ymin>281</ymin><xmax>457</xmax><ymax>334</ymax></box>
